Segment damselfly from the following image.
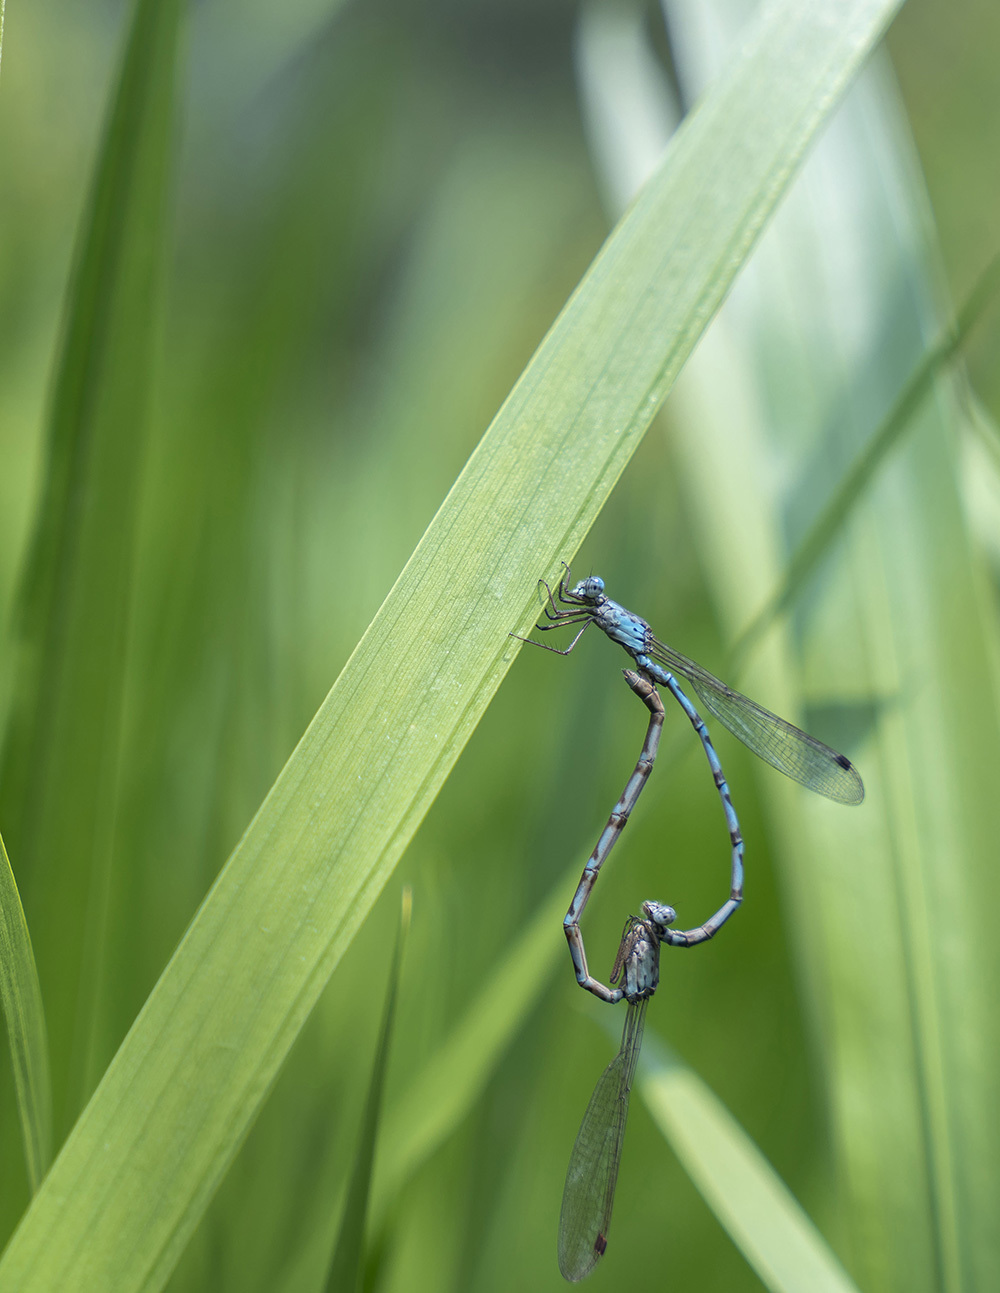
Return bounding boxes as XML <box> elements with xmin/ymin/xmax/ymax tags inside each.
<box><xmin>515</xmin><ymin>566</ymin><xmax>864</xmax><ymax>806</ymax></box>
<box><xmin>558</xmin><ymin>907</ymin><xmax>673</xmax><ymax>1282</ymax></box>
<box><xmin>524</xmin><ymin>569</ymin><xmax>863</xmax><ymax>1281</ymax></box>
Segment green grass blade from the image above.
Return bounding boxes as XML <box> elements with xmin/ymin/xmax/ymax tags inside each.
<box><xmin>657</xmin><ymin>14</ymin><xmax>1000</xmax><ymax>1288</ymax></box>
<box><xmin>370</xmin><ymin>875</ymin><xmax>568</xmax><ymax>1228</ymax></box>
<box><xmin>0</xmin><ymin>3</ymin><xmax>903</xmax><ymax>1288</ymax></box>
<box><xmin>0</xmin><ymin>0</ymin><xmax>183</xmax><ymax>1126</ymax></box>
<box><xmin>641</xmin><ymin>1035</ymin><xmax>861</xmax><ymax>1293</ymax></box>
<box><xmin>278</xmin><ymin>874</ymin><xmax>569</xmax><ymax>1291</ymax></box>
<box><xmin>323</xmin><ymin>889</ymin><xmax>411</xmax><ymax>1293</ymax></box>
<box><xmin>732</xmin><ymin>248</ymin><xmax>1000</xmax><ymax>666</ymax></box>
<box><xmin>0</xmin><ymin>830</ymin><xmax>52</xmax><ymax>1192</ymax></box>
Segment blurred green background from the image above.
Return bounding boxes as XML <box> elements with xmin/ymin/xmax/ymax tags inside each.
<box><xmin>0</xmin><ymin>0</ymin><xmax>998</xmax><ymax>1290</ymax></box>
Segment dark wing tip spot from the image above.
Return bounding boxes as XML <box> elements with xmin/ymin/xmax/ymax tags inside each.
<box><xmin>594</xmin><ymin>1234</ymin><xmax>607</xmax><ymax>1257</ymax></box>
<box><xmin>833</xmin><ymin>753</ymin><xmax>867</xmax><ymax>803</ymax></box>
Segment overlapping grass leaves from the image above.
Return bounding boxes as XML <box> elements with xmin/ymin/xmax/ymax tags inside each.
<box><xmin>0</xmin><ymin>1</ymin><xmax>903</xmax><ymax>1288</ymax></box>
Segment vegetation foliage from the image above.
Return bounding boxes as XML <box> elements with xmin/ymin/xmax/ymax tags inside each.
<box><xmin>0</xmin><ymin>0</ymin><xmax>997</xmax><ymax>1290</ymax></box>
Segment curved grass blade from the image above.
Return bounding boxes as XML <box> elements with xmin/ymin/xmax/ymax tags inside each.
<box><xmin>0</xmin><ymin>3</ymin><xmax>904</xmax><ymax>1288</ymax></box>
<box><xmin>559</xmin><ymin>999</ymin><xmax>647</xmax><ymax>1282</ymax></box>
<box><xmin>640</xmin><ymin>1034</ymin><xmax>861</xmax><ymax>1293</ymax></box>
<box><xmin>0</xmin><ymin>830</ymin><xmax>52</xmax><ymax>1193</ymax></box>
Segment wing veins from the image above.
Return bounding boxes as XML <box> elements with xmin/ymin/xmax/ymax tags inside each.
<box><xmin>647</xmin><ymin>637</ymin><xmax>863</xmax><ymax>804</ymax></box>
<box><xmin>558</xmin><ymin>1001</ymin><xmax>646</xmax><ymax>1281</ymax></box>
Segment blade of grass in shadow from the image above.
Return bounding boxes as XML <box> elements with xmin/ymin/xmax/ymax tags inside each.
<box><xmin>0</xmin><ymin>0</ymin><xmax>183</xmax><ymax>1129</ymax></box>
<box><xmin>370</xmin><ymin>876</ymin><xmax>569</xmax><ymax>1228</ymax></box>
<box><xmin>640</xmin><ymin>1033</ymin><xmax>861</xmax><ymax>1293</ymax></box>
<box><xmin>0</xmin><ymin>830</ymin><xmax>51</xmax><ymax>1193</ymax></box>
<box><xmin>323</xmin><ymin>889</ymin><xmax>411</xmax><ymax>1293</ymax></box>
<box><xmin>277</xmin><ymin>867</ymin><xmax>569</xmax><ymax>1291</ymax></box>
<box><xmin>731</xmin><ymin>248</ymin><xmax>1000</xmax><ymax>668</ymax></box>
<box><xmin>0</xmin><ymin>3</ymin><xmax>904</xmax><ymax>1288</ymax></box>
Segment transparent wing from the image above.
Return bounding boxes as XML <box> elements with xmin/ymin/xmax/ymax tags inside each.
<box><xmin>648</xmin><ymin>637</ymin><xmax>864</xmax><ymax>805</ymax></box>
<box><xmin>558</xmin><ymin>1001</ymin><xmax>647</xmax><ymax>1282</ymax></box>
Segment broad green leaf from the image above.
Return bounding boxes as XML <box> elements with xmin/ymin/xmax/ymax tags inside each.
<box><xmin>0</xmin><ymin>2</ymin><xmax>904</xmax><ymax>1288</ymax></box>
<box><xmin>0</xmin><ymin>830</ymin><xmax>51</xmax><ymax>1193</ymax></box>
<box><xmin>641</xmin><ymin>1035</ymin><xmax>861</xmax><ymax>1293</ymax></box>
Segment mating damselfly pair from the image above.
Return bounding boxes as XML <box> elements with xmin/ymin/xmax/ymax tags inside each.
<box><xmin>514</xmin><ymin>567</ymin><xmax>863</xmax><ymax>1282</ymax></box>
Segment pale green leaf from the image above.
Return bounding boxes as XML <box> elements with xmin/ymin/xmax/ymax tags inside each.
<box><xmin>657</xmin><ymin>7</ymin><xmax>1000</xmax><ymax>1287</ymax></box>
<box><xmin>733</xmin><ymin>248</ymin><xmax>1000</xmax><ymax>665</ymax></box>
<box><xmin>641</xmin><ymin>1036</ymin><xmax>861</xmax><ymax>1293</ymax></box>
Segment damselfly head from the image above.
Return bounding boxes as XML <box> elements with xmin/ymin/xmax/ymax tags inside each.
<box><xmin>642</xmin><ymin>900</ymin><xmax>676</xmax><ymax>933</ymax></box>
<box><xmin>570</xmin><ymin>576</ymin><xmax>605</xmax><ymax>604</ymax></box>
